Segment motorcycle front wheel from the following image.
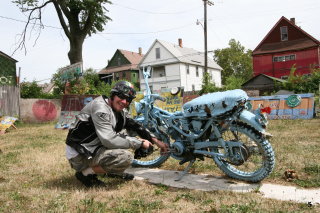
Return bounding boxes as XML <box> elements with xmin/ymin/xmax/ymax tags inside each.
<box><xmin>213</xmin><ymin>121</ymin><xmax>275</xmax><ymax>182</ymax></box>
<box><xmin>132</xmin><ymin>131</ymin><xmax>171</xmax><ymax>168</ymax></box>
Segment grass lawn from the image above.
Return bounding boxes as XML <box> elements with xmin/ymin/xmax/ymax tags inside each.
<box><xmin>0</xmin><ymin>119</ymin><xmax>319</xmax><ymax>212</ymax></box>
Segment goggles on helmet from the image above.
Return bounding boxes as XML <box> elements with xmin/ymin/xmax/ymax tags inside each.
<box><xmin>111</xmin><ymin>81</ymin><xmax>136</xmax><ymax>103</ymax></box>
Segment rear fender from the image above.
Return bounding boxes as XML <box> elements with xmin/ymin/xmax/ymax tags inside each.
<box><xmin>238</xmin><ymin>110</ymin><xmax>272</xmax><ymax>137</ymax></box>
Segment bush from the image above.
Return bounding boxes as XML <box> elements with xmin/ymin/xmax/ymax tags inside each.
<box><xmin>20</xmin><ymin>81</ymin><xmax>60</xmax><ymax>99</ymax></box>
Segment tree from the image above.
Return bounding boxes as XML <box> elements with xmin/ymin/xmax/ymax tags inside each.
<box><xmin>13</xmin><ymin>0</ymin><xmax>112</xmax><ymax>64</ymax></box>
<box><xmin>214</xmin><ymin>39</ymin><xmax>253</xmax><ymax>85</ymax></box>
<box><xmin>200</xmin><ymin>72</ymin><xmax>220</xmax><ymax>95</ymax></box>
<box><xmin>224</xmin><ymin>75</ymin><xmax>245</xmax><ymax>90</ymax></box>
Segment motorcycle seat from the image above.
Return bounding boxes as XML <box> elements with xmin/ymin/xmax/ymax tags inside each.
<box><xmin>183</xmin><ymin>89</ymin><xmax>248</xmax><ymax>117</ymax></box>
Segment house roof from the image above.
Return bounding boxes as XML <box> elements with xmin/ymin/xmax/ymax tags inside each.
<box><xmin>242</xmin><ymin>74</ymin><xmax>286</xmax><ymax>87</ymax></box>
<box><xmin>253</xmin><ymin>16</ymin><xmax>320</xmax><ymax>55</ymax></box>
<box><xmin>140</xmin><ymin>39</ymin><xmax>222</xmax><ymax>70</ymax></box>
<box><xmin>0</xmin><ymin>51</ymin><xmax>18</xmax><ymax>62</ymax></box>
<box><xmin>118</xmin><ymin>49</ymin><xmax>143</xmax><ymax>65</ymax></box>
<box><xmin>99</xmin><ymin>49</ymin><xmax>144</xmax><ymax>74</ymax></box>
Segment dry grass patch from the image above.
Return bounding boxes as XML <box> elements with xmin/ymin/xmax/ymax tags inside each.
<box><xmin>0</xmin><ymin>120</ymin><xmax>320</xmax><ymax>212</ymax></box>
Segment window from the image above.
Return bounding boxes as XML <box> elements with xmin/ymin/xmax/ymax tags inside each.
<box><xmin>117</xmin><ymin>57</ymin><xmax>121</xmax><ymax>66</ymax></box>
<box><xmin>156</xmin><ymin>48</ymin><xmax>161</xmax><ymax>59</ymax></box>
<box><xmin>186</xmin><ymin>65</ymin><xmax>190</xmax><ymax>74</ymax></box>
<box><xmin>196</xmin><ymin>66</ymin><xmax>199</xmax><ymax>77</ymax></box>
<box><xmin>280</xmin><ymin>26</ymin><xmax>288</xmax><ymax>41</ymax></box>
<box><xmin>192</xmin><ymin>84</ymin><xmax>195</xmax><ymax>91</ymax></box>
<box><xmin>273</xmin><ymin>54</ymin><xmax>295</xmax><ymax>62</ymax></box>
<box><xmin>122</xmin><ymin>72</ymin><xmax>126</xmax><ymax>78</ymax></box>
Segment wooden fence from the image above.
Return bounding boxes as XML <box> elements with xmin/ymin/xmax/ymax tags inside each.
<box><xmin>0</xmin><ymin>85</ymin><xmax>20</xmax><ymax>117</ymax></box>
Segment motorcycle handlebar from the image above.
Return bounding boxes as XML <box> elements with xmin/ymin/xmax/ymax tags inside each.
<box><xmin>150</xmin><ymin>94</ymin><xmax>166</xmax><ymax>102</ymax></box>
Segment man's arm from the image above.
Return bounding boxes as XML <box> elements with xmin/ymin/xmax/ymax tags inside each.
<box><xmin>124</xmin><ymin>118</ymin><xmax>153</xmax><ymax>142</ymax></box>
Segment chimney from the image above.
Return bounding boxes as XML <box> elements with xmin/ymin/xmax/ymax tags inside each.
<box><xmin>178</xmin><ymin>38</ymin><xmax>183</xmax><ymax>48</ymax></box>
<box><xmin>138</xmin><ymin>47</ymin><xmax>142</xmax><ymax>55</ymax></box>
<box><xmin>290</xmin><ymin>18</ymin><xmax>295</xmax><ymax>25</ymax></box>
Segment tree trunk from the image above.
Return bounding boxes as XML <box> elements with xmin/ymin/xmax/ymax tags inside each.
<box><xmin>68</xmin><ymin>35</ymin><xmax>84</xmax><ymax>65</ymax></box>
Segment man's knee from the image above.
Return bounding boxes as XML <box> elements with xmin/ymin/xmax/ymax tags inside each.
<box><xmin>97</xmin><ymin>149</ymin><xmax>133</xmax><ymax>172</ymax></box>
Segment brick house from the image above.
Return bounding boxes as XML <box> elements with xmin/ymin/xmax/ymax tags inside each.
<box><xmin>252</xmin><ymin>16</ymin><xmax>320</xmax><ymax>79</ymax></box>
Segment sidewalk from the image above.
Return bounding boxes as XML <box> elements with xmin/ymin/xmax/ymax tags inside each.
<box><xmin>126</xmin><ymin>168</ymin><xmax>320</xmax><ymax>205</ymax></box>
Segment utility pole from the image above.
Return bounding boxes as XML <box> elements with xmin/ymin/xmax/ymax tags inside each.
<box><xmin>203</xmin><ymin>0</ymin><xmax>213</xmax><ymax>85</ymax></box>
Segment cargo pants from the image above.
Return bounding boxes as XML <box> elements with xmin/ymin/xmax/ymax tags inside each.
<box><xmin>68</xmin><ymin>147</ymin><xmax>133</xmax><ymax>174</ymax></box>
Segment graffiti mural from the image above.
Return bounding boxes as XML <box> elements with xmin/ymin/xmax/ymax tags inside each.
<box><xmin>0</xmin><ymin>76</ymin><xmax>15</xmax><ymax>85</ymax></box>
<box><xmin>55</xmin><ymin>95</ymin><xmax>98</xmax><ymax>129</ymax></box>
<box><xmin>248</xmin><ymin>93</ymin><xmax>315</xmax><ymax>119</ymax></box>
<box><xmin>32</xmin><ymin>100</ymin><xmax>58</xmax><ymax>122</ymax></box>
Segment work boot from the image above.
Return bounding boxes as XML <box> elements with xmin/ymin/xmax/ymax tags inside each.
<box><xmin>106</xmin><ymin>172</ymin><xmax>134</xmax><ymax>180</ymax></box>
<box><xmin>75</xmin><ymin>172</ymin><xmax>106</xmax><ymax>187</ymax></box>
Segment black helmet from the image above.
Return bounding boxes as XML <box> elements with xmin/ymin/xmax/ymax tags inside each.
<box><xmin>111</xmin><ymin>81</ymin><xmax>136</xmax><ymax>102</ymax></box>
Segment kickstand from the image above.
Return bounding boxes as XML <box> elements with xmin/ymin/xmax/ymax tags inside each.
<box><xmin>175</xmin><ymin>159</ymin><xmax>195</xmax><ymax>181</ymax></box>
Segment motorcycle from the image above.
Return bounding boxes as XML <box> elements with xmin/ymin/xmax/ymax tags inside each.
<box><xmin>132</xmin><ymin>66</ymin><xmax>275</xmax><ymax>182</ymax></box>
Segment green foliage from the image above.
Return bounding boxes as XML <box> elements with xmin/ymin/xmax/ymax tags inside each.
<box><xmin>200</xmin><ymin>70</ymin><xmax>246</xmax><ymax>94</ymax></box>
<box><xmin>214</xmin><ymin>39</ymin><xmax>253</xmax><ymax>84</ymax></box>
<box><xmin>224</xmin><ymin>75</ymin><xmax>246</xmax><ymax>90</ymax></box>
<box><xmin>20</xmin><ymin>81</ymin><xmax>42</xmax><ymax>98</ymax></box>
<box><xmin>20</xmin><ymin>80</ymin><xmax>59</xmax><ymax>99</ymax></box>
<box><xmin>279</xmin><ymin>66</ymin><xmax>320</xmax><ymax>95</ymax></box>
<box><xmin>200</xmin><ymin>72</ymin><xmax>221</xmax><ymax>95</ymax></box>
<box><xmin>51</xmin><ymin>68</ymin><xmax>137</xmax><ymax>96</ymax></box>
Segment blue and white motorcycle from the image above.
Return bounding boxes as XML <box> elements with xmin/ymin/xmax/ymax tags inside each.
<box><xmin>133</xmin><ymin>67</ymin><xmax>275</xmax><ymax>182</ymax></box>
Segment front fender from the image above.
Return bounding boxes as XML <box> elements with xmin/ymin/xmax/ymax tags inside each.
<box><xmin>238</xmin><ymin>110</ymin><xmax>272</xmax><ymax>137</ymax></box>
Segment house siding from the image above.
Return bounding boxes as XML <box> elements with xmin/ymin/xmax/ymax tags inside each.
<box><xmin>141</xmin><ymin>43</ymin><xmax>179</xmax><ymax>66</ymax></box>
<box><xmin>0</xmin><ymin>53</ymin><xmax>17</xmax><ymax>85</ymax></box>
<box><xmin>139</xmin><ymin>39</ymin><xmax>222</xmax><ymax>92</ymax></box>
<box><xmin>253</xmin><ymin>17</ymin><xmax>320</xmax><ymax>78</ymax></box>
<box><xmin>253</xmin><ymin>48</ymin><xmax>319</xmax><ymax>78</ymax></box>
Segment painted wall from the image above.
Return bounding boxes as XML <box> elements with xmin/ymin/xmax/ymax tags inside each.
<box><xmin>248</xmin><ymin>93</ymin><xmax>315</xmax><ymax>119</ymax></box>
<box><xmin>20</xmin><ymin>99</ymin><xmax>61</xmax><ymax>123</ymax></box>
<box><xmin>55</xmin><ymin>95</ymin><xmax>98</xmax><ymax>129</ymax></box>
<box><xmin>0</xmin><ymin>53</ymin><xmax>17</xmax><ymax>86</ymax></box>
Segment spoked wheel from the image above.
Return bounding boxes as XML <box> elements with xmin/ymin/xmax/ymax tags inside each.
<box><xmin>132</xmin><ymin>132</ymin><xmax>171</xmax><ymax>168</ymax></box>
<box><xmin>213</xmin><ymin>122</ymin><xmax>275</xmax><ymax>182</ymax></box>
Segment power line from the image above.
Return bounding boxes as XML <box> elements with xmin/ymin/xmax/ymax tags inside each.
<box><xmin>113</xmin><ymin>3</ymin><xmax>201</xmax><ymax>15</ymax></box>
<box><xmin>0</xmin><ymin>15</ymin><xmax>61</xmax><ymax>29</ymax></box>
<box><xmin>0</xmin><ymin>15</ymin><xmax>194</xmax><ymax>35</ymax></box>
<box><xmin>99</xmin><ymin>23</ymin><xmax>194</xmax><ymax>35</ymax></box>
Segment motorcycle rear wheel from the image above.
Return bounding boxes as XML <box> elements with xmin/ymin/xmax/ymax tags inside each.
<box><xmin>132</xmin><ymin>132</ymin><xmax>171</xmax><ymax>168</ymax></box>
<box><xmin>213</xmin><ymin>122</ymin><xmax>275</xmax><ymax>182</ymax></box>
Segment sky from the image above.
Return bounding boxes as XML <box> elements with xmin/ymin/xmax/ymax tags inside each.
<box><xmin>1</xmin><ymin>0</ymin><xmax>320</xmax><ymax>83</ymax></box>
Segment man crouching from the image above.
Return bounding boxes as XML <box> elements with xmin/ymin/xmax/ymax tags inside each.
<box><xmin>65</xmin><ymin>81</ymin><xmax>168</xmax><ymax>187</ymax></box>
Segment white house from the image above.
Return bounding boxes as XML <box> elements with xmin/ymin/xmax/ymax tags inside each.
<box><xmin>138</xmin><ymin>39</ymin><xmax>222</xmax><ymax>92</ymax></box>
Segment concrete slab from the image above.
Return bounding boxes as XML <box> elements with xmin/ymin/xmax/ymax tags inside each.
<box><xmin>126</xmin><ymin>168</ymin><xmax>320</xmax><ymax>205</ymax></box>
<box><xmin>259</xmin><ymin>184</ymin><xmax>320</xmax><ymax>205</ymax></box>
<box><xmin>126</xmin><ymin>168</ymin><xmax>259</xmax><ymax>193</ymax></box>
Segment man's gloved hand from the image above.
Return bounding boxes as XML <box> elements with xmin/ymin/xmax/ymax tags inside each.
<box><xmin>134</xmin><ymin>145</ymin><xmax>154</xmax><ymax>159</ymax></box>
